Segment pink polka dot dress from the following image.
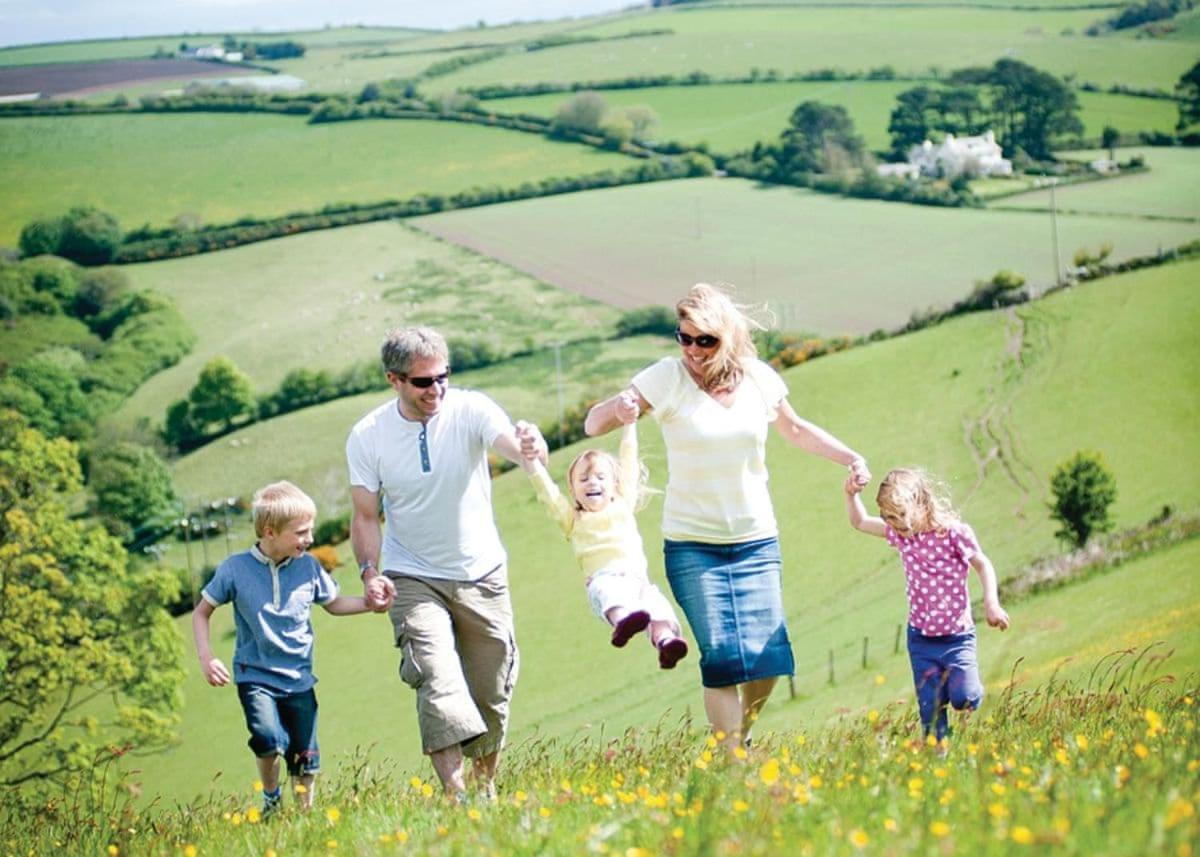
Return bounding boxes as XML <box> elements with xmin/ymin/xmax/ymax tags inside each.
<box><xmin>885</xmin><ymin>522</ymin><xmax>980</xmax><ymax>636</ymax></box>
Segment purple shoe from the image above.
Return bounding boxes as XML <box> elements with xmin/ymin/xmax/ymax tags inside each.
<box><xmin>611</xmin><ymin>610</ymin><xmax>651</xmax><ymax>647</ymax></box>
<box><xmin>657</xmin><ymin>637</ymin><xmax>689</xmax><ymax>669</ymax></box>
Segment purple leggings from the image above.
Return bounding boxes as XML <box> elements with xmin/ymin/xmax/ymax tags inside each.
<box><xmin>907</xmin><ymin>625</ymin><xmax>983</xmax><ymax>740</ymax></box>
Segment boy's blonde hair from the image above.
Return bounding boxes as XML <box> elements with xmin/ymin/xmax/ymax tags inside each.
<box><xmin>875</xmin><ymin>468</ymin><xmax>959</xmax><ymax>537</ymax></box>
<box><xmin>676</xmin><ymin>283</ymin><xmax>766</xmax><ymax>392</ymax></box>
<box><xmin>566</xmin><ymin>449</ymin><xmax>652</xmax><ymax>513</ymax></box>
<box><xmin>252</xmin><ymin>481</ymin><xmax>317</xmax><ymax>537</ymax></box>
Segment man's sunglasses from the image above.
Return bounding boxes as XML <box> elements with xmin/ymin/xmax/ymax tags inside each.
<box><xmin>400</xmin><ymin>371</ymin><xmax>450</xmax><ymax>389</ymax></box>
<box><xmin>675</xmin><ymin>328</ymin><xmax>720</xmax><ymax>349</ymax></box>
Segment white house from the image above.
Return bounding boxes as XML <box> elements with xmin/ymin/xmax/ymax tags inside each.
<box><xmin>907</xmin><ymin>130</ymin><xmax>1013</xmax><ymax>179</ymax></box>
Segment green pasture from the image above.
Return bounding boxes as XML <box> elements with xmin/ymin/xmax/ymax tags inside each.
<box><xmin>134</xmin><ymin>259</ymin><xmax>1200</xmax><ymax>803</ymax></box>
<box><xmin>0</xmin><ymin>111</ymin><xmax>634</xmax><ymax>245</ymax></box>
<box><xmin>0</xmin><ymin>27</ymin><xmax>429</xmax><ymax>67</ymax></box>
<box><xmin>486</xmin><ymin>83</ymin><xmax>1179</xmax><ymax>155</ymax></box>
<box><xmin>106</xmin><ymin>221</ymin><xmax>622</xmax><ymax>433</ymax></box>
<box><xmin>995</xmin><ymin>147</ymin><xmax>1200</xmax><ymax>221</ymax></box>
<box><xmin>410</xmin><ymin>175</ymin><xmax>1200</xmax><ymax>333</ymax></box>
<box><xmin>166</xmin><ymin>333</ymin><xmax>672</xmax><ymax>511</ymax></box>
<box><xmin>429</xmin><ymin>7</ymin><xmax>1198</xmax><ymax>93</ymax></box>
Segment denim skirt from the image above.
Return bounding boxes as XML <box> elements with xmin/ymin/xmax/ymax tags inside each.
<box><xmin>663</xmin><ymin>536</ymin><xmax>794</xmax><ymax>688</ymax></box>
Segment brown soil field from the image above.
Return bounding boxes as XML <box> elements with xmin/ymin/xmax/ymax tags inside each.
<box><xmin>0</xmin><ymin>58</ymin><xmax>253</xmax><ymax>97</ymax></box>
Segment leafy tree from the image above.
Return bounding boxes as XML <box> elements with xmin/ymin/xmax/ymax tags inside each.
<box><xmin>551</xmin><ymin>91</ymin><xmax>609</xmax><ymax>134</ymax></box>
<box><xmin>88</xmin><ymin>441</ymin><xmax>178</xmax><ymax>542</ymax></box>
<box><xmin>623</xmin><ymin>104</ymin><xmax>659</xmax><ymax>141</ymax></box>
<box><xmin>56</xmin><ymin>207</ymin><xmax>122</xmax><ymax>266</ymax></box>
<box><xmin>0</xmin><ymin>353</ymin><xmax>92</xmax><ymax>441</ymax></box>
<box><xmin>985</xmin><ymin>59</ymin><xmax>1082</xmax><ymax>159</ymax></box>
<box><xmin>73</xmin><ymin>267</ymin><xmax>127</xmax><ymax>321</ymax></box>
<box><xmin>1101</xmin><ymin>125</ymin><xmax>1120</xmax><ymax>161</ymax></box>
<box><xmin>1049</xmin><ymin>450</ymin><xmax>1118</xmax><ymax>547</ymax></box>
<box><xmin>18</xmin><ymin>217</ymin><xmax>62</xmax><ymax>258</ymax></box>
<box><xmin>162</xmin><ymin>398</ymin><xmax>201</xmax><ymax>449</ymax></box>
<box><xmin>0</xmin><ymin>411</ymin><xmax>183</xmax><ymax>787</ymax></box>
<box><xmin>1176</xmin><ymin>59</ymin><xmax>1200</xmax><ymax>130</ymax></box>
<box><xmin>887</xmin><ymin>86</ymin><xmax>938</xmax><ymax>160</ymax></box>
<box><xmin>186</xmin><ymin>356</ymin><xmax>255</xmax><ymax>432</ymax></box>
<box><xmin>780</xmin><ymin>101</ymin><xmax>866</xmax><ymax>174</ymax></box>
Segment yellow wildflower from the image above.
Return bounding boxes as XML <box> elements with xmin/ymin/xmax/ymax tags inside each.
<box><xmin>107</xmin><ymin>847</ymin><xmax>119</xmax><ymax>857</ymax></box>
<box><xmin>409</xmin><ymin>776</ymin><xmax>423</xmax><ymax>789</ymax></box>
<box><xmin>294</xmin><ymin>783</ymin><xmax>308</xmax><ymax>794</ymax></box>
<box><xmin>849</xmin><ymin>829</ymin><xmax>870</xmax><ymax>848</ymax></box>
<box><xmin>988</xmin><ymin>802</ymin><xmax>1009</xmax><ymax>820</ymax></box>
<box><xmin>325</xmin><ymin>840</ymin><xmax>337</xmax><ymax>850</ymax></box>
<box><xmin>672</xmin><ymin>827</ymin><xmax>684</xmax><ymax>840</ymax></box>
<box><xmin>874</xmin><ymin>674</ymin><xmax>886</xmax><ymax>685</ymax></box>
<box><xmin>868</xmin><ymin>710</ymin><xmax>879</xmax><ymax>724</ymax></box>
<box><xmin>253</xmin><ymin>780</ymin><xmax>264</xmax><ymax>792</ymax></box>
<box><xmin>183</xmin><ymin>846</ymin><xmax>197</xmax><ymax>857</ymax></box>
<box><xmin>246</xmin><ymin>807</ymin><xmax>261</xmax><ymax>824</ymax></box>
<box><xmin>230</xmin><ymin>812</ymin><xmax>243</xmax><ymax>827</ymax></box>
<box><xmin>1165</xmin><ymin>799</ymin><xmax>1194</xmax><ymax>829</ymax></box>
<box><xmin>1011</xmin><ymin>826</ymin><xmax>1034</xmax><ymax>844</ymax></box>
<box><xmin>884</xmin><ymin>818</ymin><xmax>898</xmax><ymax>832</ymax></box>
<box><xmin>1134</xmin><ymin>743</ymin><xmax>1150</xmax><ymax>759</ymax></box>
<box><xmin>626</xmin><ymin>849</ymin><xmax>653</xmax><ymax>857</ymax></box>
<box><xmin>733</xmin><ymin>799</ymin><xmax>749</xmax><ymax>813</ymax></box>
<box><xmin>395</xmin><ymin>831</ymin><xmax>409</xmax><ymax>844</ymax></box>
<box><xmin>539</xmin><ymin>807</ymin><xmax>552</xmax><ymax>818</ymax></box>
<box><xmin>760</xmin><ymin>759</ymin><xmax>780</xmax><ymax>785</ymax></box>
<box><xmin>325</xmin><ymin>807</ymin><xmax>340</xmax><ymax>824</ymax></box>
<box><xmin>1075</xmin><ymin>734</ymin><xmax>1089</xmax><ymax>751</ymax></box>
<box><xmin>929</xmin><ymin>821</ymin><xmax>950</xmax><ymax>838</ymax></box>
<box><xmin>420</xmin><ymin>783</ymin><xmax>434</xmax><ymax>798</ymax></box>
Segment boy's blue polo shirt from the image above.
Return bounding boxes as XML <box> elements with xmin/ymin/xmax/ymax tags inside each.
<box><xmin>201</xmin><ymin>545</ymin><xmax>338</xmax><ymax>694</ymax></box>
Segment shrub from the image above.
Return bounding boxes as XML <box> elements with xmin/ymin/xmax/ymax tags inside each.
<box><xmin>313</xmin><ymin>513</ymin><xmax>351</xmax><ymax>547</ymax></box>
<box><xmin>310</xmin><ymin>545</ymin><xmax>342</xmax><ymax>573</ymax></box>
<box><xmin>1049</xmin><ymin>450</ymin><xmax>1118</xmax><ymax>547</ymax></box>
<box><xmin>616</xmin><ymin>306</ymin><xmax>675</xmax><ymax>337</ymax></box>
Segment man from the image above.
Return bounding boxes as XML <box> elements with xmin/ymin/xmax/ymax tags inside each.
<box><xmin>347</xmin><ymin>326</ymin><xmax>546</xmax><ymax>800</ymax></box>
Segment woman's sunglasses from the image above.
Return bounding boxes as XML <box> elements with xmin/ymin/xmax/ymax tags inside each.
<box><xmin>675</xmin><ymin>328</ymin><xmax>720</xmax><ymax>349</ymax></box>
<box><xmin>401</xmin><ymin>371</ymin><xmax>450</xmax><ymax>389</ymax></box>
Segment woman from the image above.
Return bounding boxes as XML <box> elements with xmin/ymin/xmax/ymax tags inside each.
<box><xmin>585</xmin><ymin>284</ymin><xmax>870</xmax><ymax>751</ymax></box>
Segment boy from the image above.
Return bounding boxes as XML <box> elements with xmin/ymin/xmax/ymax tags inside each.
<box><xmin>192</xmin><ymin>481</ymin><xmax>388</xmax><ymax>813</ymax></box>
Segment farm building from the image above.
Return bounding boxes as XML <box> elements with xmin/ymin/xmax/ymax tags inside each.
<box><xmin>907</xmin><ymin>130</ymin><xmax>1013</xmax><ymax>179</ymax></box>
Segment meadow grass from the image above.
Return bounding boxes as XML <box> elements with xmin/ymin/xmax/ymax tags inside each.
<box><xmin>995</xmin><ymin>147</ymin><xmax>1200</xmax><ymax>221</ymax></box>
<box><xmin>125</xmin><ymin>258</ymin><xmax>1200</xmax><ymax>806</ymax></box>
<box><xmin>486</xmin><ymin>84</ymin><xmax>1180</xmax><ymax>155</ymax></box>
<box><xmin>105</xmin><ymin>222</ymin><xmax>623</xmax><ymax>432</ymax></box>
<box><xmin>429</xmin><ymin>7</ymin><xmax>1199</xmax><ymax>92</ymax></box>
<box><xmin>0</xmin><ymin>112</ymin><xmax>635</xmax><ymax>245</ymax></box>
<box><xmin>410</xmin><ymin>174</ymin><xmax>1200</xmax><ymax>332</ymax></box>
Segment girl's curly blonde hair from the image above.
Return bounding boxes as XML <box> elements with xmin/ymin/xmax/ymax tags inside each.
<box><xmin>875</xmin><ymin>468</ymin><xmax>960</xmax><ymax>537</ymax></box>
<box><xmin>676</xmin><ymin>283</ymin><xmax>768</xmax><ymax>392</ymax></box>
<box><xmin>566</xmin><ymin>449</ymin><xmax>653</xmax><ymax>513</ymax></box>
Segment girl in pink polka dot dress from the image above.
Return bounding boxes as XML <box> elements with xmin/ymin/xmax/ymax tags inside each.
<box><xmin>845</xmin><ymin>468</ymin><xmax>1010</xmax><ymax>743</ymax></box>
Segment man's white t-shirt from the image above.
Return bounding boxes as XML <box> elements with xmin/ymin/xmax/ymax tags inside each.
<box><xmin>346</xmin><ymin>388</ymin><xmax>512</xmax><ymax>581</ymax></box>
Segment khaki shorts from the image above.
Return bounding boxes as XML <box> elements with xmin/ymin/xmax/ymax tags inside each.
<box><xmin>387</xmin><ymin>566</ymin><xmax>518</xmax><ymax>757</ymax></box>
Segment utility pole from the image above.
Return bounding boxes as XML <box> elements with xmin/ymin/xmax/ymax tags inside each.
<box><xmin>1049</xmin><ymin>176</ymin><xmax>1062</xmax><ymax>286</ymax></box>
<box><xmin>552</xmin><ymin>341</ymin><xmax>566</xmax><ymax>449</ymax></box>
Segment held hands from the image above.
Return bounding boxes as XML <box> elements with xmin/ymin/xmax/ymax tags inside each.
<box><xmin>985</xmin><ymin>600</ymin><xmax>1011</xmax><ymax>631</ymax></box>
<box><xmin>614</xmin><ymin>391</ymin><xmax>640</xmax><ymax>425</ymax></box>
<box><xmin>847</xmin><ymin>456</ymin><xmax>871</xmax><ymax>490</ymax></box>
<box><xmin>201</xmin><ymin>656</ymin><xmax>231</xmax><ymax>687</ymax></box>
<box><xmin>843</xmin><ymin>474</ymin><xmax>864</xmax><ymax>496</ymax></box>
<box><xmin>365</xmin><ymin>575</ymin><xmax>395</xmax><ymax>613</ymax></box>
<box><xmin>515</xmin><ymin>420</ymin><xmax>549</xmax><ymax>466</ymax></box>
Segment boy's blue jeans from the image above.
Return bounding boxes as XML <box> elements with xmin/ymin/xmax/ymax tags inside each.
<box><xmin>237</xmin><ymin>682</ymin><xmax>320</xmax><ymax>775</ymax></box>
<box><xmin>906</xmin><ymin>626</ymin><xmax>984</xmax><ymax>741</ymax></box>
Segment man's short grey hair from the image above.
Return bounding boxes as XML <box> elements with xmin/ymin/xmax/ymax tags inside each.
<box><xmin>381</xmin><ymin>326</ymin><xmax>449</xmax><ymax>376</ymax></box>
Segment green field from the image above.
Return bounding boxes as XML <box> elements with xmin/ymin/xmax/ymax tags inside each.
<box><xmin>487</xmin><ymin>83</ymin><xmax>1180</xmax><ymax>155</ymax></box>
<box><xmin>166</xmin><ymin>333</ymin><xmax>672</xmax><ymax>512</ymax></box>
<box><xmin>132</xmin><ymin>258</ymin><xmax>1199</xmax><ymax>803</ymax></box>
<box><xmin>997</xmin><ymin>147</ymin><xmax>1200</xmax><ymax>221</ymax></box>
<box><xmin>105</xmin><ymin>221</ymin><xmax>623</xmax><ymax>433</ymax></box>
<box><xmin>0</xmin><ymin>112</ymin><xmax>635</xmax><ymax>245</ymax></box>
<box><xmin>410</xmin><ymin>175</ymin><xmax>1200</xmax><ymax>332</ymax></box>
<box><xmin>0</xmin><ymin>27</ymin><xmax>431</xmax><ymax>67</ymax></box>
<box><xmin>428</xmin><ymin>7</ymin><xmax>1198</xmax><ymax>93</ymax></box>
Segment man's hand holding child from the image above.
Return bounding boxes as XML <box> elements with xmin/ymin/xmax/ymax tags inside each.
<box><xmin>615</xmin><ymin>391</ymin><xmax>640</xmax><ymax>425</ymax></box>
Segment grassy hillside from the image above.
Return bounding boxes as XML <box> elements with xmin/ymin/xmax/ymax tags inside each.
<box><xmin>410</xmin><ymin>175</ymin><xmax>1200</xmax><ymax>330</ymax></box>
<box><xmin>487</xmin><ymin>84</ymin><xmax>1180</xmax><ymax>155</ymax></box>
<box><xmin>134</xmin><ymin>258</ymin><xmax>1200</xmax><ymax>804</ymax></box>
<box><xmin>429</xmin><ymin>7</ymin><xmax>1198</xmax><ymax>92</ymax></box>
<box><xmin>998</xmin><ymin>147</ymin><xmax>1200</xmax><ymax>221</ymax></box>
<box><xmin>106</xmin><ymin>221</ymin><xmax>622</xmax><ymax>432</ymax></box>
<box><xmin>0</xmin><ymin>112</ymin><xmax>635</xmax><ymax>244</ymax></box>
<box><xmin>166</xmin><ymin>333</ymin><xmax>672</xmax><ymax>511</ymax></box>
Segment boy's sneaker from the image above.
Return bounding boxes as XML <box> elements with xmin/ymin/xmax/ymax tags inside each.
<box><xmin>657</xmin><ymin>637</ymin><xmax>689</xmax><ymax>669</ymax></box>
<box><xmin>262</xmin><ymin>788</ymin><xmax>282</xmax><ymax>818</ymax></box>
<box><xmin>611</xmin><ymin>611</ymin><xmax>650</xmax><ymax>647</ymax></box>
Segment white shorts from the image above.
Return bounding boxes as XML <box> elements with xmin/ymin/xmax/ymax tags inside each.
<box><xmin>586</xmin><ymin>568</ymin><xmax>680</xmax><ymax>627</ymax></box>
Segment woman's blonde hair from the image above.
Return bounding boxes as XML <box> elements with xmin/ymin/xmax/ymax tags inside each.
<box><xmin>676</xmin><ymin>283</ymin><xmax>766</xmax><ymax>392</ymax></box>
<box><xmin>566</xmin><ymin>449</ymin><xmax>652</xmax><ymax>513</ymax></box>
<box><xmin>875</xmin><ymin>468</ymin><xmax>959</xmax><ymax>537</ymax></box>
<box><xmin>252</xmin><ymin>480</ymin><xmax>317</xmax><ymax>537</ymax></box>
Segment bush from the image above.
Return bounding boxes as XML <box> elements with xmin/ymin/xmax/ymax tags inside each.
<box><xmin>56</xmin><ymin>206</ymin><xmax>122</xmax><ymax>265</ymax></box>
<box><xmin>1049</xmin><ymin>450</ymin><xmax>1118</xmax><ymax>547</ymax></box>
<box><xmin>310</xmin><ymin>545</ymin><xmax>342</xmax><ymax>573</ymax></box>
<box><xmin>313</xmin><ymin>513</ymin><xmax>351</xmax><ymax>547</ymax></box>
<box><xmin>616</xmin><ymin>306</ymin><xmax>675</xmax><ymax>337</ymax></box>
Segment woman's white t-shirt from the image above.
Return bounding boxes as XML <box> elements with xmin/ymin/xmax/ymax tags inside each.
<box><xmin>632</xmin><ymin>357</ymin><xmax>787</xmax><ymax>544</ymax></box>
